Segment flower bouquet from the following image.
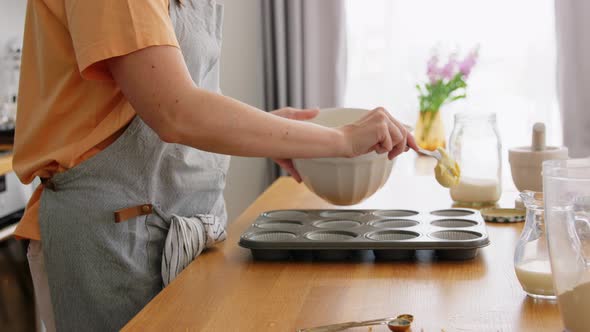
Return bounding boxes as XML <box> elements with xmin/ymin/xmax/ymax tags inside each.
<box><xmin>415</xmin><ymin>48</ymin><xmax>478</xmax><ymax>151</ymax></box>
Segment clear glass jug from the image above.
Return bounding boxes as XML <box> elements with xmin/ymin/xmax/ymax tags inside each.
<box><xmin>544</xmin><ymin>158</ymin><xmax>590</xmax><ymax>332</ymax></box>
<box><xmin>513</xmin><ymin>191</ymin><xmax>555</xmax><ymax>299</ymax></box>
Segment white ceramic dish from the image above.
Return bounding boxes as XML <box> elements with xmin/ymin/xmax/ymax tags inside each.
<box><xmin>293</xmin><ymin>108</ymin><xmax>395</xmax><ymax>205</ymax></box>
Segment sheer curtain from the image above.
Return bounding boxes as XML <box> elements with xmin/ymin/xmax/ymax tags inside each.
<box><xmin>262</xmin><ymin>0</ymin><xmax>347</xmax><ymax>110</ymax></box>
<box><xmin>262</xmin><ymin>0</ymin><xmax>347</xmax><ymax>178</ymax></box>
<box><xmin>555</xmin><ymin>1</ymin><xmax>590</xmax><ymax>158</ymax></box>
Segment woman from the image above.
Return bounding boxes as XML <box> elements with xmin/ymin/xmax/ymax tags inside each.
<box><xmin>14</xmin><ymin>0</ymin><xmax>417</xmax><ymax>330</ymax></box>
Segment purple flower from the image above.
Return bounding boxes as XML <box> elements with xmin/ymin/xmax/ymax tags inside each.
<box><xmin>459</xmin><ymin>48</ymin><xmax>479</xmax><ymax>78</ymax></box>
<box><xmin>441</xmin><ymin>54</ymin><xmax>457</xmax><ymax>80</ymax></box>
<box><xmin>427</xmin><ymin>55</ymin><xmax>441</xmax><ymax>83</ymax></box>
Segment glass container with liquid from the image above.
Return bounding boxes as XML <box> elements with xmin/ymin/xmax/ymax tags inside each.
<box><xmin>513</xmin><ymin>191</ymin><xmax>555</xmax><ymax>299</ymax></box>
<box><xmin>449</xmin><ymin>113</ymin><xmax>502</xmax><ymax>207</ymax></box>
<box><xmin>544</xmin><ymin>158</ymin><xmax>590</xmax><ymax>332</ymax></box>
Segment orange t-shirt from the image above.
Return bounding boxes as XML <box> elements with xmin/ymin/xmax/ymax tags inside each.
<box><xmin>13</xmin><ymin>0</ymin><xmax>180</xmax><ymax>240</ymax></box>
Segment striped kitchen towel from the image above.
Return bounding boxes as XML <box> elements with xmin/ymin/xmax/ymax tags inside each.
<box><xmin>161</xmin><ymin>214</ymin><xmax>227</xmax><ymax>286</ymax></box>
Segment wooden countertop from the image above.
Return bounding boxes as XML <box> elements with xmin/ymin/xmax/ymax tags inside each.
<box><xmin>123</xmin><ymin>155</ymin><xmax>562</xmax><ymax>332</ymax></box>
<box><xmin>0</xmin><ymin>155</ymin><xmax>13</xmax><ymax>176</ymax></box>
<box><xmin>0</xmin><ymin>146</ymin><xmax>13</xmax><ymax>176</ymax></box>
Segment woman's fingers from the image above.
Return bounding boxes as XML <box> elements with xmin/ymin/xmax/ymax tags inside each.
<box><xmin>406</xmin><ymin>132</ymin><xmax>420</xmax><ymax>151</ymax></box>
<box><xmin>289</xmin><ymin>108</ymin><xmax>319</xmax><ymax>120</ymax></box>
<box><xmin>365</xmin><ymin>107</ymin><xmax>385</xmax><ymax>120</ymax></box>
<box><xmin>388</xmin><ymin>112</ymin><xmax>419</xmax><ymax>153</ymax></box>
<box><xmin>374</xmin><ymin>107</ymin><xmax>416</xmax><ymax>158</ymax></box>
<box><xmin>368</xmin><ymin>108</ymin><xmax>405</xmax><ymax>159</ymax></box>
<box><xmin>377</xmin><ymin>121</ymin><xmax>394</xmax><ymax>154</ymax></box>
<box><xmin>387</xmin><ymin>121</ymin><xmax>406</xmax><ymax>160</ymax></box>
<box><xmin>380</xmin><ymin>108</ymin><xmax>412</xmax><ymax>157</ymax></box>
<box><xmin>271</xmin><ymin>107</ymin><xmax>319</xmax><ymax>121</ymax></box>
<box><xmin>273</xmin><ymin>158</ymin><xmax>302</xmax><ymax>183</ymax></box>
<box><xmin>345</xmin><ymin>107</ymin><xmax>416</xmax><ymax>159</ymax></box>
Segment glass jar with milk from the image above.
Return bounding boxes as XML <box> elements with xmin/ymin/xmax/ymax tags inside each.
<box><xmin>449</xmin><ymin>113</ymin><xmax>502</xmax><ymax>206</ymax></box>
<box><xmin>544</xmin><ymin>159</ymin><xmax>590</xmax><ymax>332</ymax></box>
<box><xmin>513</xmin><ymin>191</ymin><xmax>555</xmax><ymax>299</ymax></box>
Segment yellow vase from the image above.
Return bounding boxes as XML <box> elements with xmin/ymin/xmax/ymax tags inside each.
<box><xmin>415</xmin><ymin>110</ymin><xmax>446</xmax><ymax>151</ymax></box>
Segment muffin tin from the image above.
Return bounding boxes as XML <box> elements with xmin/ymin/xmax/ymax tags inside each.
<box><xmin>239</xmin><ymin>209</ymin><xmax>490</xmax><ymax>261</ymax></box>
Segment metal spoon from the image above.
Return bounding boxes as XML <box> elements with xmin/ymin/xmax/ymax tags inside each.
<box><xmin>415</xmin><ymin>146</ymin><xmax>443</xmax><ymax>161</ymax></box>
<box><xmin>415</xmin><ymin>146</ymin><xmax>461</xmax><ymax>188</ymax></box>
<box><xmin>296</xmin><ymin>317</ymin><xmax>397</xmax><ymax>332</ymax></box>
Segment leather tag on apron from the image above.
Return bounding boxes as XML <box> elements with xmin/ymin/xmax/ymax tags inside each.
<box><xmin>114</xmin><ymin>204</ymin><xmax>153</xmax><ymax>223</ymax></box>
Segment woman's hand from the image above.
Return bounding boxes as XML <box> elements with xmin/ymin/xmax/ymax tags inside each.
<box><xmin>340</xmin><ymin>107</ymin><xmax>419</xmax><ymax>160</ymax></box>
<box><xmin>270</xmin><ymin>107</ymin><xmax>319</xmax><ymax>183</ymax></box>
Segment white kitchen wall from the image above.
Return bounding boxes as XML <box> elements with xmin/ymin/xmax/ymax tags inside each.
<box><xmin>0</xmin><ymin>0</ymin><xmax>270</xmax><ymax>221</ymax></box>
<box><xmin>0</xmin><ymin>0</ymin><xmax>25</xmax><ymax>47</ymax></box>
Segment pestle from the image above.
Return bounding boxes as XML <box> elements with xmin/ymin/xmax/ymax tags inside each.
<box><xmin>509</xmin><ymin>122</ymin><xmax>568</xmax><ymax>192</ymax></box>
<box><xmin>532</xmin><ymin>123</ymin><xmax>546</xmax><ymax>151</ymax></box>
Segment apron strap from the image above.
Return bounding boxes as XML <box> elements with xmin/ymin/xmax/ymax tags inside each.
<box><xmin>114</xmin><ymin>204</ymin><xmax>153</xmax><ymax>223</ymax></box>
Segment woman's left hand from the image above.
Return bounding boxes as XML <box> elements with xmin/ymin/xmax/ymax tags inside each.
<box><xmin>270</xmin><ymin>107</ymin><xmax>320</xmax><ymax>183</ymax></box>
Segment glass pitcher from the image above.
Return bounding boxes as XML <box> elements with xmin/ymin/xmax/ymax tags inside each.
<box><xmin>514</xmin><ymin>191</ymin><xmax>555</xmax><ymax>299</ymax></box>
<box><xmin>544</xmin><ymin>158</ymin><xmax>590</xmax><ymax>332</ymax></box>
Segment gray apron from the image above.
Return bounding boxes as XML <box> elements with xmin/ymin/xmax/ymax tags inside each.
<box><xmin>38</xmin><ymin>1</ymin><xmax>229</xmax><ymax>330</ymax></box>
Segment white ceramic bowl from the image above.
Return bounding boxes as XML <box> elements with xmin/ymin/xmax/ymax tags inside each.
<box><xmin>293</xmin><ymin>108</ymin><xmax>395</xmax><ymax>205</ymax></box>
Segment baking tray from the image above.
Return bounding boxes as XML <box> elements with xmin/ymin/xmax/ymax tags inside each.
<box><xmin>239</xmin><ymin>209</ymin><xmax>490</xmax><ymax>261</ymax></box>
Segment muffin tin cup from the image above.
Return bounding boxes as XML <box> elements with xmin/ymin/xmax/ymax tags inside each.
<box><xmin>370</xmin><ymin>219</ymin><xmax>420</xmax><ymax>229</ymax></box>
<box><xmin>255</xmin><ymin>220</ymin><xmax>305</xmax><ymax>230</ymax></box>
<box><xmin>372</xmin><ymin>210</ymin><xmax>420</xmax><ymax>218</ymax></box>
<box><xmin>240</xmin><ymin>209</ymin><xmax>490</xmax><ymax>261</ymax></box>
<box><xmin>430</xmin><ymin>219</ymin><xmax>478</xmax><ymax>228</ymax></box>
<box><xmin>430</xmin><ymin>209</ymin><xmax>475</xmax><ymax>217</ymax></box>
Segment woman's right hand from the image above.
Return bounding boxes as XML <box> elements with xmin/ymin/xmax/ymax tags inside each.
<box><xmin>339</xmin><ymin>107</ymin><xmax>419</xmax><ymax>160</ymax></box>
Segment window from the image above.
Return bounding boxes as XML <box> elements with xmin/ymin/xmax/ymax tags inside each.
<box><xmin>345</xmin><ymin>0</ymin><xmax>561</xmax><ymax>152</ymax></box>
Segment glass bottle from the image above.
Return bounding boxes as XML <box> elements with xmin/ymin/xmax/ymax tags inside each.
<box><xmin>449</xmin><ymin>112</ymin><xmax>502</xmax><ymax>207</ymax></box>
<box><xmin>514</xmin><ymin>191</ymin><xmax>556</xmax><ymax>299</ymax></box>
